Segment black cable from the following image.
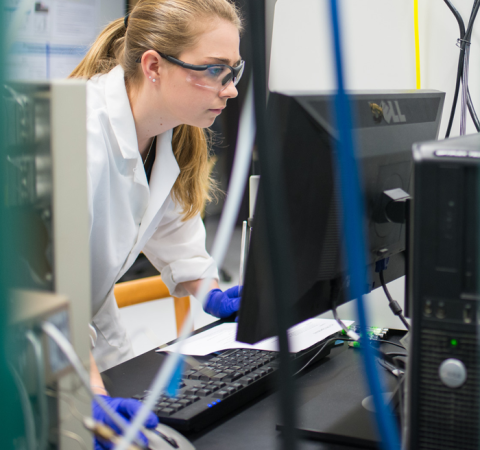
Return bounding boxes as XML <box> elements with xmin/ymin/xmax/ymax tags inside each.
<box><xmin>294</xmin><ymin>334</ymin><xmax>403</xmax><ymax>377</ymax></box>
<box><xmin>330</xmin><ymin>279</ymin><xmax>354</xmax><ymax>336</ymax></box>
<box><xmin>443</xmin><ymin>0</ymin><xmax>465</xmax><ymax>38</ymax></box>
<box><xmin>444</xmin><ymin>0</ymin><xmax>480</xmax><ymax>136</ymax></box>
<box><xmin>376</xmin><ymin>340</ymin><xmax>406</xmax><ymax>350</ymax></box>
<box><xmin>445</xmin><ymin>50</ymin><xmax>464</xmax><ymax>138</ymax></box>
<box><xmin>464</xmin><ymin>0</ymin><xmax>480</xmax><ymax>41</ymax></box>
<box><xmin>379</xmin><ymin>271</ymin><xmax>410</xmax><ymax>330</ymax></box>
<box><xmin>461</xmin><ymin>0</ymin><xmax>480</xmax><ymax>132</ymax></box>
<box><xmin>443</xmin><ymin>0</ymin><xmax>465</xmax><ymax>138</ymax></box>
<box><xmin>293</xmin><ymin>337</ymin><xmax>352</xmax><ymax>376</ymax></box>
<box><xmin>385</xmin><ymin>352</ymin><xmax>407</xmax><ymax>358</ymax></box>
<box><xmin>467</xmin><ymin>88</ymin><xmax>480</xmax><ymax>131</ymax></box>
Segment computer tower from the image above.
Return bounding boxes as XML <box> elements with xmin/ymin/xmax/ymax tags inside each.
<box><xmin>4</xmin><ymin>80</ymin><xmax>92</xmax><ymax>449</ymax></box>
<box><xmin>407</xmin><ymin>133</ymin><xmax>480</xmax><ymax>449</ymax></box>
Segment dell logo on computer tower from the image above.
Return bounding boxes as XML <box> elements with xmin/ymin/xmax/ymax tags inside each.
<box><xmin>407</xmin><ymin>133</ymin><xmax>480</xmax><ymax>450</ymax></box>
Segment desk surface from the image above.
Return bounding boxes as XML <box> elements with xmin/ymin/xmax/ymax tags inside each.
<box><xmin>102</xmin><ymin>336</ymin><xmax>402</xmax><ymax>450</ymax></box>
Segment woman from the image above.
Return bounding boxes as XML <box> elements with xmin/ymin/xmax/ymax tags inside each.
<box><xmin>70</xmin><ymin>0</ymin><xmax>244</xmax><ymax>373</ymax></box>
<box><xmin>69</xmin><ymin>0</ymin><xmax>245</xmax><ymax>445</ymax></box>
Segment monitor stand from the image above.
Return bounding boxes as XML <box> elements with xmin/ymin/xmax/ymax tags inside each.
<box><xmin>276</xmin><ymin>344</ymin><xmax>400</xmax><ymax>448</ymax></box>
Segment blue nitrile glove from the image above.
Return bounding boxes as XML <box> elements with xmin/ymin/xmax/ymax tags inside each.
<box><xmin>92</xmin><ymin>395</ymin><xmax>158</xmax><ymax>450</ymax></box>
<box><xmin>204</xmin><ymin>286</ymin><xmax>242</xmax><ymax>318</ymax></box>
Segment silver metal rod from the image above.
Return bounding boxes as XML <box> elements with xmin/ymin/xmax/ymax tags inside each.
<box><xmin>239</xmin><ymin>220</ymin><xmax>248</xmax><ymax>286</ymax></box>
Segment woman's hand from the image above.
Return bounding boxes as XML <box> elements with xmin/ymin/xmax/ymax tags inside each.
<box><xmin>92</xmin><ymin>396</ymin><xmax>159</xmax><ymax>450</ymax></box>
<box><xmin>204</xmin><ymin>286</ymin><xmax>242</xmax><ymax>318</ymax></box>
<box><xmin>180</xmin><ymin>280</ymin><xmax>242</xmax><ymax>318</ymax></box>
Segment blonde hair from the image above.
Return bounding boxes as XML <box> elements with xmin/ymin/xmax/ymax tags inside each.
<box><xmin>70</xmin><ymin>0</ymin><xmax>243</xmax><ymax>220</ymax></box>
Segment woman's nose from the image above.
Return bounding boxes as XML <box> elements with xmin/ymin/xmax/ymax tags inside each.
<box><xmin>220</xmin><ymin>81</ymin><xmax>238</xmax><ymax>99</ymax></box>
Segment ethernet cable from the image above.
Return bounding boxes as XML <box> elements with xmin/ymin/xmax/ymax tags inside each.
<box><xmin>25</xmin><ymin>330</ymin><xmax>49</xmax><ymax>450</ymax></box>
<box><xmin>9</xmin><ymin>363</ymin><xmax>36</xmax><ymax>450</ymax></box>
<box><xmin>115</xmin><ymin>77</ymin><xmax>256</xmax><ymax>450</ymax></box>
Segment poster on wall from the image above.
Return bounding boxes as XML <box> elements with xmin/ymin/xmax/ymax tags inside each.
<box><xmin>5</xmin><ymin>0</ymin><xmax>99</xmax><ymax>80</ymax></box>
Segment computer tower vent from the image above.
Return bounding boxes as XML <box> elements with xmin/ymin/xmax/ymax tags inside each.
<box><xmin>417</xmin><ymin>327</ymin><xmax>479</xmax><ymax>450</ymax></box>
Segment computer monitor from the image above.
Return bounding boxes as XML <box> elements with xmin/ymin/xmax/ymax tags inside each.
<box><xmin>236</xmin><ymin>90</ymin><xmax>445</xmax><ymax>344</ymax></box>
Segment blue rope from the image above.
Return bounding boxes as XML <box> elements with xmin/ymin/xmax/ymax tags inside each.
<box><xmin>327</xmin><ymin>2</ymin><xmax>401</xmax><ymax>449</ymax></box>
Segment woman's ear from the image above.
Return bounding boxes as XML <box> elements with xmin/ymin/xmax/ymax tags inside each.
<box><xmin>141</xmin><ymin>50</ymin><xmax>162</xmax><ymax>83</ymax></box>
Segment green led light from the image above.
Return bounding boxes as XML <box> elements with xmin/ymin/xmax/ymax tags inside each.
<box><xmin>451</xmin><ymin>339</ymin><xmax>458</xmax><ymax>346</ymax></box>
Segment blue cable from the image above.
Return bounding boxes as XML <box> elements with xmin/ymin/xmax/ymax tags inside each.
<box><xmin>327</xmin><ymin>2</ymin><xmax>401</xmax><ymax>449</ymax></box>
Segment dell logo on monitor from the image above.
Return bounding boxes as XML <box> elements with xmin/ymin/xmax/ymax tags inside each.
<box><xmin>380</xmin><ymin>101</ymin><xmax>407</xmax><ymax>124</ymax></box>
<box><xmin>370</xmin><ymin>101</ymin><xmax>407</xmax><ymax>124</ymax></box>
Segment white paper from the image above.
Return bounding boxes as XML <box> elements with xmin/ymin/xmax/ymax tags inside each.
<box><xmin>157</xmin><ymin>318</ymin><xmax>354</xmax><ymax>356</ymax></box>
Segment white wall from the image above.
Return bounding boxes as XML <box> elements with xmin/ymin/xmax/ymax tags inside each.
<box><xmin>6</xmin><ymin>0</ymin><xmax>125</xmax><ymax>80</ymax></box>
<box><xmin>270</xmin><ymin>0</ymin><xmax>480</xmax><ymax>138</ymax></box>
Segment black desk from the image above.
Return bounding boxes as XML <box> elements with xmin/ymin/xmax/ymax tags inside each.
<box><xmin>102</xmin><ymin>332</ymin><xmax>402</xmax><ymax>450</ymax></box>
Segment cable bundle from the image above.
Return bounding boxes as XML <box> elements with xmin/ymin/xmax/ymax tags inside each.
<box><xmin>444</xmin><ymin>0</ymin><xmax>480</xmax><ymax>136</ymax></box>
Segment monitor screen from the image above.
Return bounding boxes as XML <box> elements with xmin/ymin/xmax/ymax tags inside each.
<box><xmin>236</xmin><ymin>90</ymin><xmax>445</xmax><ymax>344</ymax></box>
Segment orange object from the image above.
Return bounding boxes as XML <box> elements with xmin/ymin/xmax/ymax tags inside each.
<box><xmin>114</xmin><ymin>275</ymin><xmax>191</xmax><ymax>335</ymax></box>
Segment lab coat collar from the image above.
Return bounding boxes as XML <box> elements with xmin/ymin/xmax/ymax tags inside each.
<box><xmin>136</xmin><ymin>128</ymin><xmax>180</xmax><ymax>243</ymax></box>
<box><xmin>105</xmin><ymin>65</ymin><xmax>139</xmax><ymax>161</ymax></box>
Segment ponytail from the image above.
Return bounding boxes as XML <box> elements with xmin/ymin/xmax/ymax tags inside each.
<box><xmin>69</xmin><ymin>19</ymin><xmax>126</xmax><ymax>79</ymax></box>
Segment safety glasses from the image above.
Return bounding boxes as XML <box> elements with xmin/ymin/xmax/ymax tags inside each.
<box><xmin>157</xmin><ymin>52</ymin><xmax>245</xmax><ymax>93</ymax></box>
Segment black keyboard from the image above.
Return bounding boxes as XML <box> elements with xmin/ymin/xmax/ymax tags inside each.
<box><xmin>132</xmin><ymin>338</ymin><xmax>336</xmax><ymax>432</ymax></box>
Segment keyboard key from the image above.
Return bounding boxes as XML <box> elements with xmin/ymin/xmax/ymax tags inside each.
<box><xmin>169</xmin><ymin>403</ymin><xmax>183</xmax><ymax>412</ymax></box>
<box><xmin>190</xmin><ymin>373</ymin><xmax>202</xmax><ymax>380</ymax></box>
<box><xmin>212</xmin><ymin>373</ymin><xmax>228</xmax><ymax>381</ymax></box>
<box><xmin>197</xmin><ymin>389</ymin><xmax>213</xmax><ymax>397</ymax></box>
<box><xmin>213</xmin><ymin>390</ymin><xmax>229</xmax><ymax>399</ymax></box>
<box><xmin>157</xmin><ymin>402</ymin><xmax>170</xmax><ymax>408</ymax></box>
<box><xmin>132</xmin><ymin>394</ymin><xmax>144</xmax><ymax>400</ymax></box>
<box><xmin>225</xmin><ymin>386</ymin><xmax>236</xmax><ymax>395</ymax></box>
<box><xmin>256</xmin><ymin>369</ymin><xmax>267</xmax><ymax>377</ymax></box>
<box><xmin>240</xmin><ymin>377</ymin><xmax>253</xmax><ymax>385</ymax></box>
<box><xmin>213</xmin><ymin>381</ymin><xmax>227</xmax><ymax>388</ymax></box>
<box><xmin>185</xmin><ymin>387</ymin><xmax>199</xmax><ymax>395</ymax></box>
<box><xmin>186</xmin><ymin>395</ymin><xmax>200</xmax><ymax>402</ymax></box>
<box><xmin>184</xmin><ymin>370</ymin><xmax>197</xmax><ymax>379</ymax></box>
<box><xmin>198</xmin><ymin>368</ymin><xmax>216</xmax><ymax>381</ymax></box>
<box><xmin>158</xmin><ymin>407</ymin><xmax>174</xmax><ymax>416</ymax></box>
<box><xmin>264</xmin><ymin>366</ymin><xmax>274</xmax><ymax>374</ymax></box>
<box><xmin>232</xmin><ymin>382</ymin><xmax>243</xmax><ymax>390</ymax></box>
<box><xmin>178</xmin><ymin>399</ymin><xmax>192</xmax><ymax>406</ymax></box>
<box><xmin>225</xmin><ymin>372</ymin><xmax>243</xmax><ymax>382</ymax></box>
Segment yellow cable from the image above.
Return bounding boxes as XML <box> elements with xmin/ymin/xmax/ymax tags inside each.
<box><xmin>414</xmin><ymin>0</ymin><xmax>421</xmax><ymax>89</ymax></box>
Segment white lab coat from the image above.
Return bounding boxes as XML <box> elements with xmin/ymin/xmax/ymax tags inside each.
<box><xmin>87</xmin><ymin>65</ymin><xmax>218</xmax><ymax>372</ymax></box>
